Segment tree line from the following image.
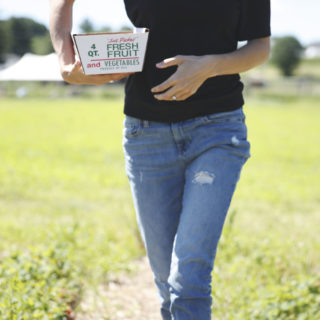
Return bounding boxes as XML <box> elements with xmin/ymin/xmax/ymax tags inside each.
<box><xmin>0</xmin><ymin>17</ymin><xmax>54</xmax><ymax>62</ymax></box>
<box><xmin>0</xmin><ymin>17</ymin><xmax>131</xmax><ymax>63</ymax></box>
<box><xmin>0</xmin><ymin>17</ymin><xmax>305</xmax><ymax>77</ymax></box>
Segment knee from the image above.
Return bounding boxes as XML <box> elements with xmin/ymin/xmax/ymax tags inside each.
<box><xmin>167</xmin><ymin>256</ymin><xmax>213</xmax><ymax>298</ymax></box>
<box><xmin>153</xmin><ymin>272</ymin><xmax>171</xmax><ymax>308</ymax></box>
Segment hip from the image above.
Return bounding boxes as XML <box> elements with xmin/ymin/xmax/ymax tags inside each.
<box><xmin>122</xmin><ymin>107</ymin><xmax>251</xmax><ymax>164</ymax></box>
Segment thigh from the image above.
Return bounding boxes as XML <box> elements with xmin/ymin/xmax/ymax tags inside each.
<box><xmin>177</xmin><ymin>146</ymin><xmax>247</xmax><ymax>261</ymax></box>
<box><xmin>171</xmin><ymin>111</ymin><xmax>251</xmax><ymax>276</ymax></box>
<box><xmin>122</xmin><ymin>115</ymin><xmax>185</xmax><ymax>275</ymax></box>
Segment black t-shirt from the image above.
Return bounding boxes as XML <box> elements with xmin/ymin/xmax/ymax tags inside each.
<box><xmin>123</xmin><ymin>0</ymin><xmax>271</xmax><ymax>122</ymax></box>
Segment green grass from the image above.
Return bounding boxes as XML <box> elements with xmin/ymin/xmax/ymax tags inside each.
<box><xmin>0</xmin><ymin>97</ymin><xmax>143</xmax><ymax>319</ymax></box>
<box><xmin>213</xmin><ymin>97</ymin><xmax>320</xmax><ymax>319</ymax></box>
<box><xmin>0</xmin><ymin>95</ymin><xmax>319</xmax><ymax>319</ymax></box>
<box><xmin>242</xmin><ymin>59</ymin><xmax>320</xmax><ymax>102</ymax></box>
<box><xmin>244</xmin><ymin>58</ymin><xmax>320</xmax><ymax>81</ymax></box>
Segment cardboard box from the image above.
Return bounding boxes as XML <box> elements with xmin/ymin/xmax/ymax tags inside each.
<box><xmin>73</xmin><ymin>28</ymin><xmax>149</xmax><ymax>75</ymax></box>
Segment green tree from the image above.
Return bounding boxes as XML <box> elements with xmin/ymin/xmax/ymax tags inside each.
<box><xmin>0</xmin><ymin>20</ymin><xmax>11</xmax><ymax>63</ymax></box>
<box><xmin>8</xmin><ymin>17</ymin><xmax>49</xmax><ymax>56</ymax></box>
<box><xmin>79</xmin><ymin>18</ymin><xmax>114</xmax><ymax>33</ymax></box>
<box><xmin>271</xmin><ymin>36</ymin><xmax>304</xmax><ymax>77</ymax></box>
<box><xmin>80</xmin><ymin>18</ymin><xmax>95</xmax><ymax>33</ymax></box>
<box><xmin>31</xmin><ymin>34</ymin><xmax>54</xmax><ymax>55</ymax></box>
<box><xmin>8</xmin><ymin>18</ymin><xmax>31</xmax><ymax>55</ymax></box>
<box><xmin>120</xmin><ymin>25</ymin><xmax>132</xmax><ymax>32</ymax></box>
<box><xmin>99</xmin><ymin>25</ymin><xmax>113</xmax><ymax>33</ymax></box>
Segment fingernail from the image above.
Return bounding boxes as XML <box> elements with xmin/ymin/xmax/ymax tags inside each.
<box><xmin>156</xmin><ymin>62</ymin><xmax>163</xmax><ymax>67</ymax></box>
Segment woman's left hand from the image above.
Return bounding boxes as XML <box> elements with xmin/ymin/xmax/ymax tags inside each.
<box><xmin>151</xmin><ymin>55</ymin><xmax>215</xmax><ymax>101</ymax></box>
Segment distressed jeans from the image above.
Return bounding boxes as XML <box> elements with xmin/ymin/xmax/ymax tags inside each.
<box><xmin>122</xmin><ymin>108</ymin><xmax>250</xmax><ymax>320</ymax></box>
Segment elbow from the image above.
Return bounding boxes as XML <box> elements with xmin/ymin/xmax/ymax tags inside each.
<box><xmin>258</xmin><ymin>37</ymin><xmax>271</xmax><ymax>64</ymax></box>
<box><xmin>260</xmin><ymin>47</ymin><xmax>270</xmax><ymax>65</ymax></box>
<box><xmin>248</xmin><ymin>36</ymin><xmax>271</xmax><ymax>65</ymax></box>
<box><xmin>261</xmin><ymin>37</ymin><xmax>271</xmax><ymax>63</ymax></box>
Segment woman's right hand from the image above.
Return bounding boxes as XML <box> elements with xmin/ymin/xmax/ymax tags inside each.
<box><xmin>61</xmin><ymin>60</ymin><xmax>133</xmax><ymax>85</ymax></box>
<box><xmin>50</xmin><ymin>0</ymin><xmax>132</xmax><ymax>86</ymax></box>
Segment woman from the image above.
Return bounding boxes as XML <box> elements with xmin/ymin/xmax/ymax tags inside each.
<box><xmin>49</xmin><ymin>0</ymin><xmax>271</xmax><ymax>319</ymax></box>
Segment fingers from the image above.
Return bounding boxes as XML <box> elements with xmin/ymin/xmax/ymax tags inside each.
<box><xmin>154</xmin><ymin>86</ymin><xmax>194</xmax><ymax>101</ymax></box>
<box><xmin>75</xmin><ymin>60</ymin><xmax>82</xmax><ymax>68</ymax></box>
<box><xmin>154</xmin><ymin>82</ymin><xmax>198</xmax><ymax>101</ymax></box>
<box><xmin>62</xmin><ymin>60</ymin><xmax>133</xmax><ymax>85</ymax></box>
<box><xmin>151</xmin><ymin>55</ymin><xmax>186</xmax><ymax>93</ymax></box>
<box><xmin>175</xmin><ymin>89</ymin><xmax>196</xmax><ymax>101</ymax></box>
<box><xmin>88</xmin><ymin>75</ymin><xmax>117</xmax><ymax>85</ymax></box>
<box><xmin>151</xmin><ymin>75</ymin><xmax>177</xmax><ymax>93</ymax></box>
<box><xmin>156</xmin><ymin>55</ymin><xmax>184</xmax><ymax>69</ymax></box>
<box><xmin>84</xmin><ymin>72</ymin><xmax>132</xmax><ymax>85</ymax></box>
<box><xmin>71</xmin><ymin>60</ymin><xmax>82</xmax><ymax>73</ymax></box>
<box><xmin>154</xmin><ymin>87</ymin><xmax>182</xmax><ymax>101</ymax></box>
<box><xmin>111</xmin><ymin>72</ymin><xmax>133</xmax><ymax>81</ymax></box>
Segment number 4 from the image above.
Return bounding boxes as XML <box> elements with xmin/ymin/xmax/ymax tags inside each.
<box><xmin>91</xmin><ymin>44</ymin><xmax>96</xmax><ymax>50</ymax></box>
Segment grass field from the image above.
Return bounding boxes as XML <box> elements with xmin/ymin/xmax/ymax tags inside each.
<box><xmin>0</xmin><ymin>94</ymin><xmax>319</xmax><ymax>319</ymax></box>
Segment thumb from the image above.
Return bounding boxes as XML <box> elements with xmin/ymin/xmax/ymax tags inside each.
<box><xmin>74</xmin><ymin>60</ymin><xmax>82</xmax><ymax>68</ymax></box>
<box><xmin>156</xmin><ymin>55</ymin><xmax>184</xmax><ymax>68</ymax></box>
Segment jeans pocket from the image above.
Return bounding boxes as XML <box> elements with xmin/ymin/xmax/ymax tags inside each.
<box><xmin>204</xmin><ymin>108</ymin><xmax>245</xmax><ymax>124</ymax></box>
<box><xmin>123</xmin><ymin>115</ymin><xmax>143</xmax><ymax>138</ymax></box>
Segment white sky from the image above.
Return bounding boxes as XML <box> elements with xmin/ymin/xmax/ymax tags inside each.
<box><xmin>0</xmin><ymin>0</ymin><xmax>319</xmax><ymax>45</ymax></box>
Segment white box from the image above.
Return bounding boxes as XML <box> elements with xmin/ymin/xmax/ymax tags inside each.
<box><xmin>73</xmin><ymin>28</ymin><xmax>149</xmax><ymax>75</ymax></box>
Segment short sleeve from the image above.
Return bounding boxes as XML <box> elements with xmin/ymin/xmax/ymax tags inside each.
<box><xmin>237</xmin><ymin>0</ymin><xmax>271</xmax><ymax>41</ymax></box>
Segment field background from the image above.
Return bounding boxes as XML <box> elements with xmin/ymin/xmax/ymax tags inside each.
<box><xmin>0</xmin><ymin>60</ymin><xmax>320</xmax><ymax>319</ymax></box>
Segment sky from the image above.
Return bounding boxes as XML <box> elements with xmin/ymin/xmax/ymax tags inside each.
<box><xmin>0</xmin><ymin>0</ymin><xmax>319</xmax><ymax>45</ymax></box>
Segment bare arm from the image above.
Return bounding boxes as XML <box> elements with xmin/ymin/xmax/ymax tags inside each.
<box><xmin>204</xmin><ymin>37</ymin><xmax>270</xmax><ymax>77</ymax></box>
<box><xmin>151</xmin><ymin>37</ymin><xmax>270</xmax><ymax>101</ymax></box>
<box><xmin>49</xmin><ymin>0</ymin><xmax>131</xmax><ymax>85</ymax></box>
<box><xmin>49</xmin><ymin>0</ymin><xmax>75</xmax><ymax>68</ymax></box>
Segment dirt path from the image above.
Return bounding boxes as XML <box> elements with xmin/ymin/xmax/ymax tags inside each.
<box><xmin>74</xmin><ymin>256</ymin><xmax>161</xmax><ymax>320</ymax></box>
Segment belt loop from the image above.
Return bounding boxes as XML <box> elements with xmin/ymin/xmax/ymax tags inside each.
<box><xmin>202</xmin><ymin>115</ymin><xmax>209</xmax><ymax>124</ymax></box>
<box><xmin>142</xmin><ymin>120</ymin><xmax>150</xmax><ymax>128</ymax></box>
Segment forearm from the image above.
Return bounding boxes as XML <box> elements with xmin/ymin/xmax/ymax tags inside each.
<box><xmin>204</xmin><ymin>37</ymin><xmax>271</xmax><ymax>78</ymax></box>
<box><xmin>49</xmin><ymin>0</ymin><xmax>131</xmax><ymax>85</ymax></box>
<box><xmin>49</xmin><ymin>0</ymin><xmax>75</xmax><ymax>67</ymax></box>
<box><xmin>151</xmin><ymin>37</ymin><xmax>270</xmax><ymax>100</ymax></box>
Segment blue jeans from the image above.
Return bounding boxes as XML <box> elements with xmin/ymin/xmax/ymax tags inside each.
<box><xmin>122</xmin><ymin>108</ymin><xmax>250</xmax><ymax>320</ymax></box>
